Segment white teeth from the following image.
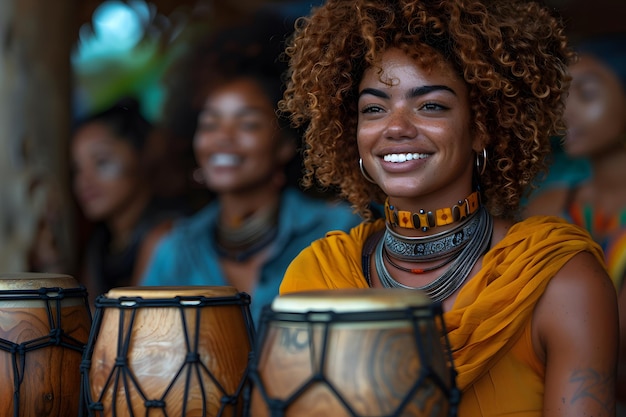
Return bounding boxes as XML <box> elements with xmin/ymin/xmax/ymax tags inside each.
<box><xmin>210</xmin><ymin>153</ymin><xmax>242</xmax><ymax>167</ymax></box>
<box><xmin>383</xmin><ymin>153</ymin><xmax>429</xmax><ymax>162</ymax></box>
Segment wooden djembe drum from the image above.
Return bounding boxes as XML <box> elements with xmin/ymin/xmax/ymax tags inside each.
<box><xmin>248</xmin><ymin>288</ymin><xmax>459</xmax><ymax>417</ymax></box>
<box><xmin>0</xmin><ymin>272</ymin><xmax>92</xmax><ymax>417</ymax></box>
<box><xmin>80</xmin><ymin>286</ymin><xmax>255</xmax><ymax>417</ymax></box>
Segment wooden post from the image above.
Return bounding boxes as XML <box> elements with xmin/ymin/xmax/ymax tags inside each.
<box><xmin>0</xmin><ymin>0</ymin><xmax>77</xmax><ymax>273</ymax></box>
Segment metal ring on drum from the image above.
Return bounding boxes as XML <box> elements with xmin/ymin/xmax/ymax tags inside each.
<box><xmin>0</xmin><ymin>272</ymin><xmax>92</xmax><ymax>417</ymax></box>
<box><xmin>79</xmin><ymin>285</ymin><xmax>255</xmax><ymax>417</ymax></box>
<box><xmin>248</xmin><ymin>288</ymin><xmax>460</xmax><ymax>417</ymax></box>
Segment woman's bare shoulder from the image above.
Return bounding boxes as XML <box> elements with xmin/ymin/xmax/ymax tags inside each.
<box><xmin>534</xmin><ymin>250</ymin><xmax>617</xmax><ymax>361</ymax></box>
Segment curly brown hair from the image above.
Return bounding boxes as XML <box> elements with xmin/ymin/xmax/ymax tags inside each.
<box><xmin>280</xmin><ymin>0</ymin><xmax>573</xmax><ymax>219</ymax></box>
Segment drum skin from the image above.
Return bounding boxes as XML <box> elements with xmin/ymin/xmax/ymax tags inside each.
<box><xmin>0</xmin><ymin>273</ymin><xmax>91</xmax><ymax>417</ymax></box>
<box><xmin>249</xmin><ymin>289</ymin><xmax>456</xmax><ymax>417</ymax></box>
<box><xmin>83</xmin><ymin>286</ymin><xmax>253</xmax><ymax>417</ymax></box>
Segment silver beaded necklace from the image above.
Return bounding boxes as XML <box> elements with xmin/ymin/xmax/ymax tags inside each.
<box><xmin>374</xmin><ymin>207</ymin><xmax>493</xmax><ymax>302</ymax></box>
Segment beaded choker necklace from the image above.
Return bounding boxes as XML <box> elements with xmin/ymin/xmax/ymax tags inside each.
<box><xmin>216</xmin><ymin>204</ymin><xmax>279</xmax><ymax>262</ymax></box>
<box><xmin>384</xmin><ymin>209</ymin><xmax>479</xmax><ymax>261</ymax></box>
<box><xmin>375</xmin><ymin>206</ymin><xmax>493</xmax><ymax>302</ymax></box>
<box><xmin>385</xmin><ymin>191</ymin><xmax>480</xmax><ymax>232</ymax></box>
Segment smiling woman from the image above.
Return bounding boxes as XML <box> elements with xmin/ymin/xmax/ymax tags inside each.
<box><xmin>277</xmin><ymin>0</ymin><xmax>620</xmax><ymax>415</ymax></box>
<box><xmin>136</xmin><ymin>10</ymin><xmax>361</xmax><ymax>325</ymax></box>
<box><xmin>193</xmin><ymin>78</ymin><xmax>294</xmax><ymax>196</ymax></box>
<box><xmin>357</xmin><ymin>48</ymin><xmax>475</xmax><ymax>205</ymax></box>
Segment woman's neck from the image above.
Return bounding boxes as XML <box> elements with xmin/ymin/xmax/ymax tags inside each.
<box><xmin>385</xmin><ymin>189</ymin><xmax>478</xmax><ymax>236</ymax></box>
<box><xmin>107</xmin><ymin>188</ymin><xmax>152</xmax><ymax>251</ymax></box>
<box><xmin>218</xmin><ymin>189</ymin><xmax>282</xmax><ymax>227</ymax></box>
<box><xmin>582</xmin><ymin>147</ymin><xmax>626</xmax><ymax>216</ymax></box>
<box><xmin>215</xmin><ymin>188</ymin><xmax>282</xmax><ymax>263</ymax></box>
<box><xmin>589</xmin><ymin>145</ymin><xmax>626</xmax><ymax>189</ymax></box>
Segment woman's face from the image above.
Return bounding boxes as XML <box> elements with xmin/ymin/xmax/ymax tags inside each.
<box><xmin>72</xmin><ymin>122</ymin><xmax>143</xmax><ymax>221</ymax></box>
<box><xmin>357</xmin><ymin>47</ymin><xmax>478</xmax><ymax>206</ymax></box>
<box><xmin>193</xmin><ymin>78</ymin><xmax>293</xmax><ymax>195</ymax></box>
<box><xmin>563</xmin><ymin>54</ymin><xmax>626</xmax><ymax>158</ymax></box>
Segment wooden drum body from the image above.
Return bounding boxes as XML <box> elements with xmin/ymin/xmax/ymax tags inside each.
<box><xmin>248</xmin><ymin>289</ymin><xmax>459</xmax><ymax>417</ymax></box>
<box><xmin>80</xmin><ymin>286</ymin><xmax>255</xmax><ymax>417</ymax></box>
<box><xmin>0</xmin><ymin>272</ymin><xmax>92</xmax><ymax>417</ymax></box>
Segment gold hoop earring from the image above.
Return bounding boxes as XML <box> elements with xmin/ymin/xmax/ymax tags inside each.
<box><xmin>475</xmin><ymin>148</ymin><xmax>487</xmax><ymax>176</ymax></box>
<box><xmin>359</xmin><ymin>158</ymin><xmax>376</xmax><ymax>184</ymax></box>
<box><xmin>192</xmin><ymin>167</ymin><xmax>205</xmax><ymax>184</ymax></box>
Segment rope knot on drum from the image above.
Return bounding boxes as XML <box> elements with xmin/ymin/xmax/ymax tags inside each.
<box><xmin>185</xmin><ymin>352</ymin><xmax>200</xmax><ymax>363</ymax></box>
<box><xmin>144</xmin><ymin>399</ymin><xmax>166</xmax><ymax>408</ymax></box>
<box><xmin>49</xmin><ymin>327</ymin><xmax>62</xmax><ymax>344</ymax></box>
<box><xmin>88</xmin><ymin>402</ymin><xmax>104</xmax><ymax>411</ymax></box>
<box><xmin>80</xmin><ymin>359</ymin><xmax>92</xmax><ymax>372</ymax></box>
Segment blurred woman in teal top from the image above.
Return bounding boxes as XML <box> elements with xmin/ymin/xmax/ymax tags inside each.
<box><xmin>137</xmin><ymin>11</ymin><xmax>361</xmax><ymax>324</ymax></box>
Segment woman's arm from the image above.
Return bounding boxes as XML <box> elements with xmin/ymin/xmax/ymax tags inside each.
<box><xmin>535</xmin><ymin>251</ymin><xmax>618</xmax><ymax>416</ymax></box>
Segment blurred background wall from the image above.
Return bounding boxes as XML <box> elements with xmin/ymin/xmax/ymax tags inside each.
<box><xmin>0</xmin><ymin>0</ymin><xmax>624</xmax><ymax>274</ymax></box>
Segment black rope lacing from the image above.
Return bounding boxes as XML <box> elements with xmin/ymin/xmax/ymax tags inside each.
<box><xmin>0</xmin><ymin>286</ymin><xmax>91</xmax><ymax>417</ymax></box>
<box><xmin>247</xmin><ymin>303</ymin><xmax>460</xmax><ymax>417</ymax></box>
<box><xmin>79</xmin><ymin>292</ymin><xmax>255</xmax><ymax>417</ymax></box>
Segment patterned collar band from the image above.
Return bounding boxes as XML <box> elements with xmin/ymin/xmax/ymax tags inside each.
<box><xmin>385</xmin><ymin>191</ymin><xmax>480</xmax><ymax>232</ymax></box>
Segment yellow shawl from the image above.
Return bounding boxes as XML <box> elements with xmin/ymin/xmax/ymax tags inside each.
<box><xmin>280</xmin><ymin>215</ymin><xmax>606</xmax><ymax>390</ymax></box>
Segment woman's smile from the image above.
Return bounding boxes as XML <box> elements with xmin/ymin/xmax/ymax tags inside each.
<box><xmin>357</xmin><ymin>47</ymin><xmax>477</xmax><ymax>203</ymax></box>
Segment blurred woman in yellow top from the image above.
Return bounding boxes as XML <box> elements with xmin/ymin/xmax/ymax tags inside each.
<box><xmin>278</xmin><ymin>0</ymin><xmax>619</xmax><ymax>415</ymax></box>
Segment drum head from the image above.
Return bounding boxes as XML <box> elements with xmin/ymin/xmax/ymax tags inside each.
<box><xmin>272</xmin><ymin>288</ymin><xmax>432</xmax><ymax>313</ymax></box>
<box><xmin>0</xmin><ymin>272</ymin><xmax>79</xmax><ymax>290</ymax></box>
<box><xmin>104</xmin><ymin>285</ymin><xmax>240</xmax><ymax>299</ymax></box>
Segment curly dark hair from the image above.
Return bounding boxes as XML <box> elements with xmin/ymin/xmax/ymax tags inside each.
<box><xmin>161</xmin><ymin>10</ymin><xmax>296</xmax><ymax>142</ymax></box>
<box><xmin>280</xmin><ymin>0</ymin><xmax>573</xmax><ymax>219</ymax></box>
<box><xmin>74</xmin><ymin>96</ymin><xmax>152</xmax><ymax>151</ymax></box>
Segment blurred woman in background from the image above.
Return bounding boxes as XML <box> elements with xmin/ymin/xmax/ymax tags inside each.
<box><xmin>137</xmin><ymin>11</ymin><xmax>362</xmax><ymax>324</ymax></box>
<box><xmin>524</xmin><ymin>33</ymin><xmax>626</xmax><ymax>410</ymax></box>
<box><xmin>71</xmin><ymin>97</ymin><xmax>185</xmax><ymax>306</ymax></box>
